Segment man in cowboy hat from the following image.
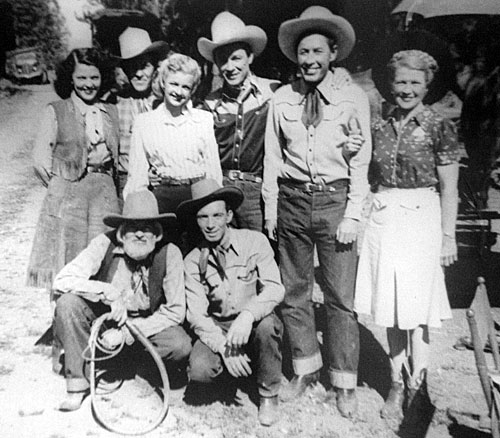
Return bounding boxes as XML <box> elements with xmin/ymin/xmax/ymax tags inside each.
<box><xmin>262</xmin><ymin>6</ymin><xmax>372</xmax><ymax>417</ymax></box>
<box><xmin>197</xmin><ymin>12</ymin><xmax>280</xmax><ymax>232</ymax></box>
<box><xmin>115</xmin><ymin>27</ymin><xmax>170</xmax><ymax>197</ymax></box>
<box><xmin>52</xmin><ymin>190</ymin><xmax>191</xmax><ymax>411</ymax></box>
<box><xmin>179</xmin><ymin>179</ymin><xmax>284</xmax><ymax>426</ymax></box>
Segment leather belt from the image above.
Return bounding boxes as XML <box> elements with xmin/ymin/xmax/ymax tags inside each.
<box><xmin>223</xmin><ymin>170</ymin><xmax>262</xmax><ymax>183</ymax></box>
<box><xmin>160</xmin><ymin>175</ymin><xmax>204</xmax><ymax>186</ymax></box>
<box><xmin>279</xmin><ymin>178</ymin><xmax>348</xmax><ymax>193</ymax></box>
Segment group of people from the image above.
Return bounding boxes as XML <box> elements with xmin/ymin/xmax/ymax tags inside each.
<box><xmin>26</xmin><ymin>4</ymin><xmax>460</xmax><ymax>428</ymax></box>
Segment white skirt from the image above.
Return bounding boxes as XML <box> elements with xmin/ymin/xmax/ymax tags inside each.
<box><xmin>354</xmin><ymin>187</ymin><xmax>452</xmax><ymax>329</ymax></box>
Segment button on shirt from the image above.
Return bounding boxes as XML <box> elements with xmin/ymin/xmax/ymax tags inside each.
<box><xmin>123</xmin><ymin>103</ymin><xmax>223</xmax><ymax>198</ymax></box>
<box><xmin>370</xmin><ymin>105</ymin><xmax>460</xmax><ymax>189</ymax></box>
<box><xmin>184</xmin><ymin>228</ymin><xmax>285</xmax><ymax>353</ymax></box>
<box><xmin>52</xmin><ymin>233</ymin><xmax>186</xmax><ymax>338</ymax></box>
<box><xmin>203</xmin><ymin>74</ymin><xmax>280</xmax><ymax>175</ymax></box>
<box><xmin>262</xmin><ymin>69</ymin><xmax>372</xmax><ymax>221</ymax></box>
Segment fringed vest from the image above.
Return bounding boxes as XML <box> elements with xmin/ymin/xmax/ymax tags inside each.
<box><xmin>50</xmin><ymin>99</ymin><xmax>120</xmax><ymax>181</ymax></box>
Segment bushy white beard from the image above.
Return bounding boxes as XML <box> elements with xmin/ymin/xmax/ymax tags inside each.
<box><xmin>122</xmin><ymin>238</ymin><xmax>156</xmax><ymax>261</ymax></box>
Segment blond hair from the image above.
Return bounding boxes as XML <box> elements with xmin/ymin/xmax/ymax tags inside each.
<box><xmin>158</xmin><ymin>53</ymin><xmax>202</xmax><ymax>92</ymax></box>
<box><xmin>387</xmin><ymin>50</ymin><xmax>439</xmax><ymax>85</ymax></box>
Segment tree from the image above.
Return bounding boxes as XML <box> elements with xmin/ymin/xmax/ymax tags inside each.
<box><xmin>9</xmin><ymin>0</ymin><xmax>66</xmax><ymax>69</ymax></box>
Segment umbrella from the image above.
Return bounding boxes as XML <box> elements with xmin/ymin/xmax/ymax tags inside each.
<box><xmin>371</xmin><ymin>29</ymin><xmax>455</xmax><ymax>105</ymax></box>
<box><xmin>393</xmin><ymin>0</ymin><xmax>500</xmax><ymax>18</ymax></box>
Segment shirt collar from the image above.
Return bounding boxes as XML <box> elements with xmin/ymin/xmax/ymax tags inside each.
<box><xmin>70</xmin><ymin>91</ymin><xmax>106</xmax><ymax>115</ymax></box>
<box><xmin>298</xmin><ymin>70</ymin><xmax>341</xmax><ymax>106</ymax></box>
<box><xmin>221</xmin><ymin>73</ymin><xmax>261</xmax><ymax>101</ymax></box>
<box><xmin>158</xmin><ymin>100</ymin><xmax>201</xmax><ymax>125</ymax></box>
<box><xmin>387</xmin><ymin>102</ymin><xmax>427</xmax><ymax>126</ymax></box>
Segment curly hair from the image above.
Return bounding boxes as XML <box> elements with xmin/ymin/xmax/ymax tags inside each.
<box><xmin>54</xmin><ymin>48</ymin><xmax>114</xmax><ymax>99</ymax></box>
<box><xmin>158</xmin><ymin>53</ymin><xmax>202</xmax><ymax>94</ymax></box>
<box><xmin>387</xmin><ymin>50</ymin><xmax>439</xmax><ymax>86</ymax></box>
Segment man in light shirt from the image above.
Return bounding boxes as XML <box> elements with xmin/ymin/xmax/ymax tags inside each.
<box><xmin>52</xmin><ymin>190</ymin><xmax>191</xmax><ymax>412</ymax></box>
<box><xmin>263</xmin><ymin>6</ymin><xmax>371</xmax><ymax>417</ymax></box>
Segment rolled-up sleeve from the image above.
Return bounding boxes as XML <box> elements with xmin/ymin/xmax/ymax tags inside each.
<box><xmin>241</xmin><ymin>233</ymin><xmax>284</xmax><ymax>320</ymax></box>
<box><xmin>131</xmin><ymin>244</ymin><xmax>186</xmax><ymax>338</ymax></box>
<box><xmin>344</xmin><ymin>86</ymin><xmax>372</xmax><ymax>221</ymax></box>
<box><xmin>53</xmin><ymin>234</ymin><xmax>121</xmax><ymax>302</ymax></box>
<box><xmin>184</xmin><ymin>251</ymin><xmax>226</xmax><ymax>353</ymax></box>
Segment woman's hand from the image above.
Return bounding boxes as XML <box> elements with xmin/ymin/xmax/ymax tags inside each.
<box><xmin>440</xmin><ymin>235</ymin><xmax>458</xmax><ymax>267</ymax></box>
<box><xmin>342</xmin><ymin>117</ymin><xmax>364</xmax><ymax>159</ymax></box>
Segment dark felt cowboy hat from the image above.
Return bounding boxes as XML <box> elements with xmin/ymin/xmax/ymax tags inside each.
<box><xmin>103</xmin><ymin>190</ymin><xmax>176</xmax><ymax>229</ymax></box>
<box><xmin>117</xmin><ymin>27</ymin><xmax>169</xmax><ymax>63</ymax></box>
<box><xmin>197</xmin><ymin>11</ymin><xmax>267</xmax><ymax>63</ymax></box>
<box><xmin>176</xmin><ymin>179</ymin><xmax>244</xmax><ymax>219</ymax></box>
<box><xmin>278</xmin><ymin>6</ymin><xmax>356</xmax><ymax>63</ymax></box>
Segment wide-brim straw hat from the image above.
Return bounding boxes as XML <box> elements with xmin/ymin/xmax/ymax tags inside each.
<box><xmin>198</xmin><ymin>11</ymin><xmax>267</xmax><ymax>63</ymax></box>
<box><xmin>278</xmin><ymin>6</ymin><xmax>356</xmax><ymax>63</ymax></box>
<box><xmin>117</xmin><ymin>27</ymin><xmax>169</xmax><ymax>62</ymax></box>
<box><xmin>177</xmin><ymin>179</ymin><xmax>244</xmax><ymax>219</ymax></box>
<box><xmin>104</xmin><ymin>190</ymin><xmax>176</xmax><ymax>229</ymax></box>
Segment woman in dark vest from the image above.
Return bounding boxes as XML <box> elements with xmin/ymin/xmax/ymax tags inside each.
<box><xmin>27</xmin><ymin>47</ymin><xmax>120</xmax><ymax>297</ymax></box>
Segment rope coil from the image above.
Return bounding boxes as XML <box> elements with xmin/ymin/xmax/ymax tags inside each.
<box><xmin>87</xmin><ymin>314</ymin><xmax>170</xmax><ymax>435</ymax></box>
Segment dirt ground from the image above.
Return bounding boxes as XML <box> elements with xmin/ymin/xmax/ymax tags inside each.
<box><xmin>0</xmin><ymin>81</ymin><xmax>495</xmax><ymax>438</ymax></box>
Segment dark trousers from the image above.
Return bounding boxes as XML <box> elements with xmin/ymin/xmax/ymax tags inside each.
<box><xmin>54</xmin><ymin>293</ymin><xmax>192</xmax><ymax>392</ymax></box>
<box><xmin>223</xmin><ymin>177</ymin><xmax>264</xmax><ymax>232</ymax></box>
<box><xmin>277</xmin><ymin>184</ymin><xmax>359</xmax><ymax>389</ymax></box>
<box><xmin>153</xmin><ymin>183</ymin><xmax>192</xmax><ymax>214</ymax></box>
<box><xmin>188</xmin><ymin>313</ymin><xmax>283</xmax><ymax>397</ymax></box>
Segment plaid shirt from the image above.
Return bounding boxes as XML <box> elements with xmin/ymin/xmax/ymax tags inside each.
<box><xmin>116</xmin><ymin>95</ymin><xmax>157</xmax><ymax>173</ymax></box>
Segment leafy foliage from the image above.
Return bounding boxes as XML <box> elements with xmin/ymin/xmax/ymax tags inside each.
<box><xmin>9</xmin><ymin>0</ymin><xmax>66</xmax><ymax>69</ymax></box>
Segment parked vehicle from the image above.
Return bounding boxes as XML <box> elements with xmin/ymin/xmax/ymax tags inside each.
<box><xmin>5</xmin><ymin>47</ymin><xmax>49</xmax><ymax>84</ymax></box>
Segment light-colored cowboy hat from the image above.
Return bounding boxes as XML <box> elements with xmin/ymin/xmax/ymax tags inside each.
<box><xmin>117</xmin><ymin>27</ymin><xmax>169</xmax><ymax>62</ymax></box>
<box><xmin>177</xmin><ymin>179</ymin><xmax>244</xmax><ymax>219</ymax></box>
<box><xmin>104</xmin><ymin>190</ymin><xmax>176</xmax><ymax>229</ymax></box>
<box><xmin>197</xmin><ymin>11</ymin><xmax>267</xmax><ymax>63</ymax></box>
<box><xmin>278</xmin><ymin>6</ymin><xmax>356</xmax><ymax>63</ymax></box>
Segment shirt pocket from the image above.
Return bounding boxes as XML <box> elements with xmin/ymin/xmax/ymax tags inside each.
<box><xmin>280</xmin><ymin>105</ymin><xmax>304</xmax><ymax>141</ymax></box>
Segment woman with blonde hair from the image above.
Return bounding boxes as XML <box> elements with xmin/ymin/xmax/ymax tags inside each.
<box><xmin>354</xmin><ymin>49</ymin><xmax>460</xmax><ymax>419</ymax></box>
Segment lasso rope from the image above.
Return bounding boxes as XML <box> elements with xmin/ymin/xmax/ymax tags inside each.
<box><xmin>85</xmin><ymin>314</ymin><xmax>170</xmax><ymax>435</ymax></box>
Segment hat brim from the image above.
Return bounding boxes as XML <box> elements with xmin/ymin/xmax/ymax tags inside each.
<box><xmin>117</xmin><ymin>41</ymin><xmax>170</xmax><ymax>63</ymax></box>
<box><xmin>103</xmin><ymin>212</ymin><xmax>177</xmax><ymax>229</ymax></box>
<box><xmin>278</xmin><ymin>17</ymin><xmax>355</xmax><ymax>63</ymax></box>
<box><xmin>177</xmin><ymin>187</ymin><xmax>244</xmax><ymax>219</ymax></box>
<box><xmin>371</xmin><ymin>30</ymin><xmax>455</xmax><ymax>105</ymax></box>
<box><xmin>198</xmin><ymin>27</ymin><xmax>267</xmax><ymax>63</ymax></box>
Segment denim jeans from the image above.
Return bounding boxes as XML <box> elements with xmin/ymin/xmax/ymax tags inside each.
<box><xmin>223</xmin><ymin>177</ymin><xmax>264</xmax><ymax>232</ymax></box>
<box><xmin>187</xmin><ymin>313</ymin><xmax>283</xmax><ymax>397</ymax></box>
<box><xmin>277</xmin><ymin>184</ymin><xmax>359</xmax><ymax>389</ymax></box>
<box><xmin>54</xmin><ymin>294</ymin><xmax>192</xmax><ymax>392</ymax></box>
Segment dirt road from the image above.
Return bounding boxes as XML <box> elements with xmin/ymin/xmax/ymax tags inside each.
<box><xmin>0</xmin><ymin>83</ymin><xmax>492</xmax><ymax>438</ymax></box>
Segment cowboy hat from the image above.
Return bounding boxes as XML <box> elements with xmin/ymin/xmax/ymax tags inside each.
<box><xmin>197</xmin><ymin>12</ymin><xmax>267</xmax><ymax>63</ymax></box>
<box><xmin>103</xmin><ymin>190</ymin><xmax>176</xmax><ymax>229</ymax></box>
<box><xmin>176</xmin><ymin>179</ymin><xmax>244</xmax><ymax>219</ymax></box>
<box><xmin>117</xmin><ymin>27</ymin><xmax>169</xmax><ymax>62</ymax></box>
<box><xmin>278</xmin><ymin>6</ymin><xmax>356</xmax><ymax>63</ymax></box>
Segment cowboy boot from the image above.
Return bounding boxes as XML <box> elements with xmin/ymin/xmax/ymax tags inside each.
<box><xmin>405</xmin><ymin>368</ymin><xmax>430</xmax><ymax>414</ymax></box>
<box><xmin>380</xmin><ymin>381</ymin><xmax>405</xmax><ymax>420</ymax></box>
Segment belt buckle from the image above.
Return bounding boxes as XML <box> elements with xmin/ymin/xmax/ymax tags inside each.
<box><xmin>227</xmin><ymin>170</ymin><xmax>243</xmax><ymax>180</ymax></box>
<box><xmin>303</xmin><ymin>182</ymin><xmax>317</xmax><ymax>192</ymax></box>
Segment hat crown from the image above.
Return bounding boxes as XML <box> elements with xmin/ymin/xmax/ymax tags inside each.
<box><xmin>190</xmin><ymin>179</ymin><xmax>223</xmax><ymax>201</ymax></box>
<box><xmin>210</xmin><ymin>12</ymin><xmax>247</xmax><ymax>44</ymax></box>
<box><xmin>119</xmin><ymin>27</ymin><xmax>153</xmax><ymax>59</ymax></box>
<box><xmin>122</xmin><ymin>191</ymin><xmax>160</xmax><ymax>220</ymax></box>
<box><xmin>299</xmin><ymin>6</ymin><xmax>335</xmax><ymax>20</ymax></box>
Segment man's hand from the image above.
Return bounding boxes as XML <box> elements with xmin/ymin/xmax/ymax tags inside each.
<box><xmin>226</xmin><ymin>311</ymin><xmax>254</xmax><ymax>348</ymax></box>
<box><xmin>441</xmin><ymin>235</ymin><xmax>458</xmax><ymax>267</ymax></box>
<box><xmin>336</xmin><ymin>218</ymin><xmax>359</xmax><ymax>244</ymax></box>
<box><xmin>107</xmin><ymin>297</ymin><xmax>128</xmax><ymax>326</ymax></box>
<box><xmin>100</xmin><ymin>328</ymin><xmax>123</xmax><ymax>350</ymax></box>
<box><xmin>265</xmin><ymin>219</ymin><xmax>277</xmax><ymax>241</ymax></box>
<box><xmin>221</xmin><ymin>346</ymin><xmax>252</xmax><ymax>378</ymax></box>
